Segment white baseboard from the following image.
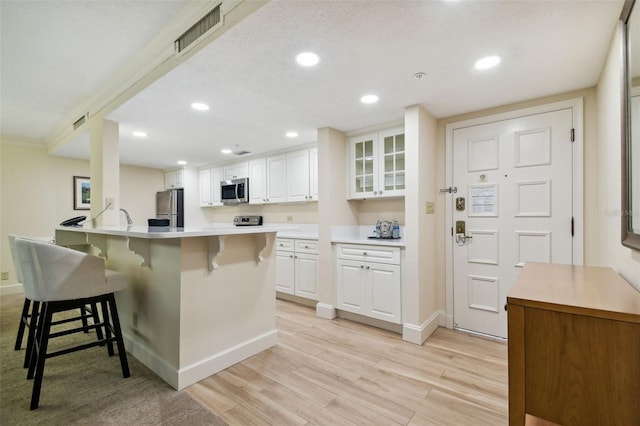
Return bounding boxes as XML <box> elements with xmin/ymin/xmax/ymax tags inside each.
<box><xmin>402</xmin><ymin>309</ymin><xmax>445</xmax><ymax>345</ymax></box>
<box><xmin>316</xmin><ymin>303</ymin><xmax>336</xmax><ymax>320</ymax></box>
<box><xmin>124</xmin><ymin>329</ymin><xmax>278</xmax><ymax>390</ymax></box>
<box><xmin>0</xmin><ymin>283</ymin><xmax>23</xmax><ymax>296</ymax></box>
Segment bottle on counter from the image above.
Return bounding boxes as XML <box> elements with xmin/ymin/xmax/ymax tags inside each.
<box><xmin>375</xmin><ymin>220</ymin><xmax>381</xmax><ymax>238</ymax></box>
<box><xmin>392</xmin><ymin>220</ymin><xmax>400</xmax><ymax>239</ymax></box>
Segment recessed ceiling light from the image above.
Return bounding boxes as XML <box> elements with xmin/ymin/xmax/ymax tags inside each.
<box><xmin>132</xmin><ymin>131</ymin><xmax>147</xmax><ymax>138</ymax></box>
<box><xmin>360</xmin><ymin>94</ymin><xmax>379</xmax><ymax>104</ymax></box>
<box><xmin>474</xmin><ymin>55</ymin><xmax>501</xmax><ymax>70</ymax></box>
<box><xmin>177</xmin><ymin>160</ymin><xmax>187</xmax><ymax>165</ymax></box>
<box><xmin>191</xmin><ymin>102</ymin><xmax>209</xmax><ymax>111</ymax></box>
<box><xmin>295</xmin><ymin>52</ymin><xmax>320</xmax><ymax>67</ymax></box>
<box><xmin>221</xmin><ymin>148</ymin><xmax>232</xmax><ymax>154</ymax></box>
<box><xmin>286</xmin><ymin>131</ymin><xmax>299</xmax><ymax>138</ymax></box>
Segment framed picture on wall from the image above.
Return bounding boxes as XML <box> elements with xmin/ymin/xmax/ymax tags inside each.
<box><xmin>73</xmin><ymin>176</ymin><xmax>90</xmax><ymax>210</ymax></box>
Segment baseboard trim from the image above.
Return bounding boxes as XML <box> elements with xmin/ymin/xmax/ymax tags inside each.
<box><xmin>402</xmin><ymin>309</ymin><xmax>445</xmax><ymax>345</ymax></box>
<box><xmin>0</xmin><ymin>283</ymin><xmax>23</xmax><ymax>296</ymax></box>
<box><xmin>124</xmin><ymin>329</ymin><xmax>278</xmax><ymax>390</ymax></box>
<box><xmin>316</xmin><ymin>303</ymin><xmax>336</xmax><ymax>320</ymax></box>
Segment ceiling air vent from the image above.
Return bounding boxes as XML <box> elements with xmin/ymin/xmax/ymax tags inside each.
<box><xmin>175</xmin><ymin>4</ymin><xmax>222</xmax><ymax>53</ymax></box>
<box><xmin>233</xmin><ymin>150</ymin><xmax>250</xmax><ymax>156</ymax></box>
<box><xmin>73</xmin><ymin>113</ymin><xmax>88</xmax><ymax>130</ymax></box>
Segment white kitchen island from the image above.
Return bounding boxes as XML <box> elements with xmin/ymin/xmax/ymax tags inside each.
<box><xmin>55</xmin><ymin>225</ymin><xmax>279</xmax><ymax>390</ymax></box>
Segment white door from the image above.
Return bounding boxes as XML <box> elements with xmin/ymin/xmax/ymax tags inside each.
<box><xmin>275</xmin><ymin>251</ymin><xmax>295</xmax><ymax>295</ymax></box>
<box><xmin>295</xmin><ymin>253</ymin><xmax>318</xmax><ymax>300</ymax></box>
<box><xmin>286</xmin><ymin>149</ymin><xmax>310</xmax><ymax>202</ymax></box>
<box><xmin>452</xmin><ymin>108</ymin><xmax>575</xmax><ymax>338</ymax></box>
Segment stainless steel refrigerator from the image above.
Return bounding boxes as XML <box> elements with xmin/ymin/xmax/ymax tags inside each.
<box><xmin>156</xmin><ymin>188</ymin><xmax>184</xmax><ymax>228</ymax></box>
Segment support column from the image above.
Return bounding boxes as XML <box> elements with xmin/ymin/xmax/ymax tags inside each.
<box><xmin>89</xmin><ymin>119</ymin><xmax>120</xmax><ymax>226</ymax></box>
<box><xmin>403</xmin><ymin>104</ymin><xmax>439</xmax><ymax>344</ymax></box>
<box><xmin>316</xmin><ymin>127</ymin><xmax>358</xmax><ymax>319</ymax></box>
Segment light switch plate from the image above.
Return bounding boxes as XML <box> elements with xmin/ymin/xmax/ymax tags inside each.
<box><xmin>425</xmin><ymin>201</ymin><xmax>435</xmax><ymax>214</ymax></box>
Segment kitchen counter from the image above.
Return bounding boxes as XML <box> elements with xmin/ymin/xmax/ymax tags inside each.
<box><xmin>331</xmin><ymin>225</ymin><xmax>405</xmax><ymax>247</ymax></box>
<box><xmin>55</xmin><ymin>225</ymin><xmax>279</xmax><ymax>390</ymax></box>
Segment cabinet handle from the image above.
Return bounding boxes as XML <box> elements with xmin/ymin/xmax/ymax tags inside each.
<box><xmin>363</xmin><ymin>252</ymin><xmax>367</xmax><ymax>256</ymax></box>
<box><xmin>366</xmin><ymin>266</ymin><xmax>370</xmax><ymax>269</ymax></box>
<box><xmin>290</xmin><ymin>255</ymin><xmax>294</xmax><ymax>258</ymax></box>
<box><xmin>360</xmin><ymin>265</ymin><xmax>365</xmax><ymax>269</ymax></box>
<box><xmin>304</xmin><ymin>245</ymin><xmax>309</xmax><ymax>248</ymax></box>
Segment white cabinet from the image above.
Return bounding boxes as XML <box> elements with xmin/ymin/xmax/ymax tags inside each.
<box><xmin>199</xmin><ymin>167</ymin><xmax>223</xmax><ymax>207</ymax></box>
<box><xmin>276</xmin><ymin>238</ymin><xmax>318</xmax><ymax>300</ymax></box>
<box><xmin>249</xmin><ymin>158</ymin><xmax>267</xmax><ymax>205</ymax></box>
<box><xmin>286</xmin><ymin>149</ymin><xmax>311</xmax><ymax>202</ymax></box>
<box><xmin>223</xmin><ymin>162</ymin><xmax>248</xmax><ymax>180</ymax></box>
<box><xmin>335</xmin><ymin>243</ymin><xmax>401</xmax><ymax>324</ymax></box>
<box><xmin>267</xmin><ymin>154</ymin><xmax>287</xmax><ymax>203</ymax></box>
<box><xmin>165</xmin><ymin>169</ymin><xmax>184</xmax><ymax>189</ymax></box>
<box><xmin>349</xmin><ymin>127</ymin><xmax>405</xmax><ymax>199</ymax></box>
<box><xmin>309</xmin><ymin>146</ymin><xmax>318</xmax><ymax>201</ymax></box>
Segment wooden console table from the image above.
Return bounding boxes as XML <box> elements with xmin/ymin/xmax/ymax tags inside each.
<box><xmin>507</xmin><ymin>263</ymin><xmax>640</xmax><ymax>426</ymax></box>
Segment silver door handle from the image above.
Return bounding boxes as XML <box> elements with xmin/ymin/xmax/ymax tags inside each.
<box><xmin>456</xmin><ymin>234</ymin><xmax>473</xmax><ymax>245</ymax></box>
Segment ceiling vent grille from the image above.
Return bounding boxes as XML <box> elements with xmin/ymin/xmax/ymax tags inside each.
<box><xmin>175</xmin><ymin>4</ymin><xmax>222</xmax><ymax>53</ymax></box>
<box><xmin>73</xmin><ymin>113</ymin><xmax>88</xmax><ymax>130</ymax></box>
<box><xmin>233</xmin><ymin>150</ymin><xmax>250</xmax><ymax>156</ymax></box>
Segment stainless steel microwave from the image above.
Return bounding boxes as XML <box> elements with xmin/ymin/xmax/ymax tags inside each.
<box><xmin>221</xmin><ymin>177</ymin><xmax>249</xmax><ymax>205</ymax></box>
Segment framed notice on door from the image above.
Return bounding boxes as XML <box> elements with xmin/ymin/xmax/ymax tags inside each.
<box><xmin>469</xmin><ymin>183</ymin><xmax>498</xmax><ymax>217</ymax></box>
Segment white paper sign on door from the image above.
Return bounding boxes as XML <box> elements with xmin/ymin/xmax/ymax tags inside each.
<box><xmin>469</xmin><ymin>183</ymin><xmax>498</xmax><ymax>217</ymax></box>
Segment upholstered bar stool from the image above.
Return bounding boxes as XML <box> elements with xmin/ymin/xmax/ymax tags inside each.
<box><xmin>8</xmin><ymin>235</ymin><xmax>102</xmax><ymax>369</ymax></box>
<box><xmin>14</xmin><ymin>237</ymin><xmax>130</xmax><ymax>410</ymax></box>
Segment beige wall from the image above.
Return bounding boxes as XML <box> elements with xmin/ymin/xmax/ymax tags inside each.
<box><xmin>595</xmin><ymin>22</ymin><xmax>640</xmax><ymax>289</ymax></box>
<box><xmin>0</xmin><ymin>140</ymin><xmax>164</xmax><ymax>290</ymax></box>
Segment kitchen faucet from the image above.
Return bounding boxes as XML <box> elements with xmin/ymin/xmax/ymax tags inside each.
<box><xmin>120</xmin><ymin>208</ymin><xmax>133</xmax><ymax>225</ymax></box>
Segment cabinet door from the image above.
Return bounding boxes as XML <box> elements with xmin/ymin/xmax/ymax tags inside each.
<box><xmin>286</xmin><ymin>149</ymin><xmax>310</xmax><ymax>202</ymax></box>
<box><xmin>224</xmin><ymin>162</ymin><xmax>248</xmax><ymax>180</ymax></box>
<box><xmin>295</xmin><ymin>253</ymin><xmax>318</xmax><ymax>300</ymax></box>
<box><xmin>165</xmin><ymin>170</ymin><xmax>184</xmax><ymax>189</ymax></box>
<box><xmin>349</xmin><ymin>133</ymin><xmax>377</xmax><ymax>199</ymax></box>
<box><xmin>378</xmin><ymin>127</ymin><xmax>405</xmax><ymax>197</ymax></box>
<box><xmin>336</xmin><ymin>259</ymin><xmax>367</xmax><ymax>315</ymax></box>
<box><xmin>211</xmin><ymin>168</ymin><xmax>223</xmax><ymax>205</ymax></box>
<box><xmin>199</xmin><ymin>169</ymin><xmax>212</xmax><ymax>206</ymax></box>
<box><xmin>367</xmin><ymin>262</ymin><xmax>401</xmax><ymax>324</ymax></box>
<box><xmin>309</xmin><ymin>146</ymin><xmax>318</xmax><ymax>201</ymax></box>
<box><xmin>275</xmin><ymin>251</ymin><xmax>295</xmax><ymax>295</ymax></box>
<box><xmin>267</xmin><ymin>154</ymin><xmax>287</xmax><ymax>203</ymax></box>
<box><xmin>249</xmin><ymin>158</ymin><xmax>267</xmax><ymax>204</ymax></box>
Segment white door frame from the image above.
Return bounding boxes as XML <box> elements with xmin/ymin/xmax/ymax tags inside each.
<box><xmin>444</xmin><ymin>98</ymin><xmax>584</xmax><ymax>329</ymax></box>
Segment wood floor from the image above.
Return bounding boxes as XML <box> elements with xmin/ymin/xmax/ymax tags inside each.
<box><xmin>185</xmin><ymin>300</ymin><xmax>508</xmax><ymax>425</ymax></box>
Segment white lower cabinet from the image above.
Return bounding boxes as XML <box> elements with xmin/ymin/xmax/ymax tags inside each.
<box><xmin>335</xmin><ymin>243</ymin><xmax>401</xmax><ymax>324</ymax></box>
<box><xmin>275</xmin><ymin>238</ymin><xmax>318</xmax><ymax>300</ymax></box>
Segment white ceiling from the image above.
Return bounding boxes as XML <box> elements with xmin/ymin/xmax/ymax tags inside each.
<box><xmin>1</xmin><ymin>0</ymin><xmax>625</xmax><ymax>170</ymax></box>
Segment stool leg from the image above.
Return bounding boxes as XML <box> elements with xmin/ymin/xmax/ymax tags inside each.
<box><xmin>100</xmin><ymin>300</ymin><xmax>114</xmax><ymax>356</ymax></box>
<box><xmin>80</xmin><ymin>306</ymin><xmax>89</xmax><ymax>333</ymax></box>
<box><xmin>90</xmin><ymin>302</ymin><xmax>105</xmax><ymax>343</ymax></box>
<box><xmin>15</xmin><ymin>298</ymin><xmax>31</xmax><ymax>350</ymax></box>
<box><xmin>30</xmin><ymin>303</ymin><xmax>53</xmax><ymax>410</ymax></box>
<box><xmin>24</xmin><ymin>301</ymin><xmax>40</xmax><ymax>369</ymax></box>
<box><xmin>107</xmin><ymin>294</ymin><xmax>130</xmax><ymax>378</ymax></box>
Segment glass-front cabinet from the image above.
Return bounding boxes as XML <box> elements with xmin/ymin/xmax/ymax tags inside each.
<box><xmin>349</xmin><ymin>126</ymin><xmax>405</xmax><ymax>199</ymax></box>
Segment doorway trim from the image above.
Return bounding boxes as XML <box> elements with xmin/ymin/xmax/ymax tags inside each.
<box><xmin>443</xmin><ymin>98</ymin><xmax>584</xmax><ymax>329</ymax></box>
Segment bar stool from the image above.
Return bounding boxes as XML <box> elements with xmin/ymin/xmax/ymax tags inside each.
<box><xmin>8</xmin><ymin>235</ymin><xmax>102</xmax><ymax>368</ymax></box>
<box><xmin>14</xmin><ymin>237</ymin><xmax>130</xmax><ymax>410</ymax></box>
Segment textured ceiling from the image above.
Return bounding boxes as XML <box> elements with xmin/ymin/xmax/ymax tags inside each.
<box><xmin>1</xmin><ymin>0</ymin><xmax>625</xmax><ymax>170</ymax></box>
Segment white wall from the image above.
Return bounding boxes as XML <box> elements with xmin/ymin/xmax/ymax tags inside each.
<box><xmin>0</xmin><ymin>140</ymin><xmax>164</xmax><ymax>291</ymax></box>
<box><xmin>595</xmin><ymin>22</ymin><xmax>640</xmax><ymax>289</ymax></box>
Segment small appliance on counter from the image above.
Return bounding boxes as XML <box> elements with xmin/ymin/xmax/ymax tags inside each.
<box><xmin>233</xmin><ymin>215</ymin><xmax>263</xmax><ymax>226</ymax></box>
<box><xmin>369</xmin><ymin>220</ymin><xmax>401</xmax><ymax>239</ymax></box>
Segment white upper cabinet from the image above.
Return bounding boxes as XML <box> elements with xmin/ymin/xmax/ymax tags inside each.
<box><xmin>349</xmin><ymin>127</ymin><xmax>405</xmax><ymax>199</ymax></box>
<box><xmin>309</xmin><ymin>146</ymin><xmax>318</xmax><ymax>201</ymax></box>
<box><xmin>249</xmin><ymin>158</ymin><xmax>267</xmax><ymax>205</ymax></box>
<box><xmin>286</xmin><ymin>149</ymin><xmax>310</xmax><ymax>202</ymax></box>
<box><xmin>199</xmin><ymin>167</ymin><xmax>223</xmax><ymax>207</ymax></box>
<box><xmin>223</xmin><ymin>161</ymin><xmax>248</xmax><ymax>180</ymax></box>
<box><xmin>165</xmin><ymin>169</ymin><xmax>184</xmax><ymax>189</ymax></box>
<box><xmin>267</xmin><ymin>154</ymin><xmax>287</xmax><ymax>203</ymax></box>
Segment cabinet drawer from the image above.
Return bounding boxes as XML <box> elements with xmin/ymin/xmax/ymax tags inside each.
<box><xmin>275</xmin><ymin>238</ymin><xmax>294</xmax><ymax>251</ymax></box>
<box><xmin>335</xmin><ymin>244</ymin><xmax>400</xmax><ymax>265</ymax></box>
<box><xmin>295</xmin><ymin>239</ymin><xmax>318</xmax><ymax>254</ymax></box>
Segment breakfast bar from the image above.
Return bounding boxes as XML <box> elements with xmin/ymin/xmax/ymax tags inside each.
<box><xmin>55</xmin><ymin>225</ymin><xmax>280</xmax><ymax>390</ymax></box>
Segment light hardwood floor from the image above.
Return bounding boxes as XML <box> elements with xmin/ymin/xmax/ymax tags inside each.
<box><xmin>186</xmin><ymin>300</ymin><xmax>508</xmax><ymax>425</ymax></box>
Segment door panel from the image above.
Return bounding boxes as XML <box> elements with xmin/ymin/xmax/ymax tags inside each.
<box><xmin>453</xmin><ymin>108</ymin><xmax>574</xmax><ymax>338</ymax></box>
<box><xmin>336</xmin><ymin>260</ymin><xmax>366</xmax><ymax>314</ymax></box>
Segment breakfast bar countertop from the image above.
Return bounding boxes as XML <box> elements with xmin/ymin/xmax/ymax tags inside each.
<box><xmin>56</xmin><ymin>224</ymin><xmax>283</xmax><ymax>239</ymax></box>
